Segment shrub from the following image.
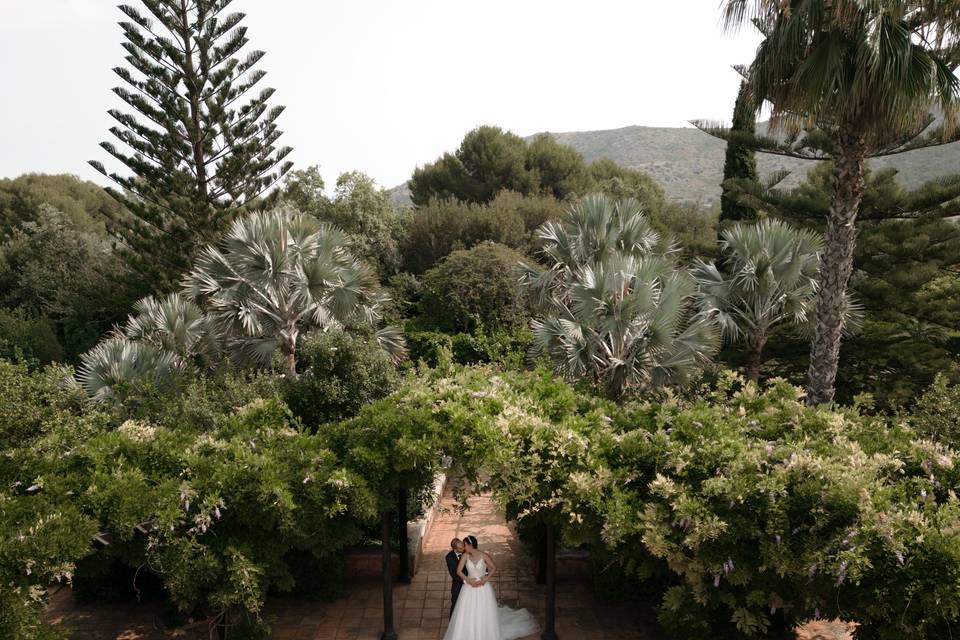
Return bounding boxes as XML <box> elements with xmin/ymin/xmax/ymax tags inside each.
<box><xmin>56</xmin><ymin>398</ymin><xmax>376</xmax><ymax>626</ymax></box>
<box><xmin>0</xmin><ymin>493</ymin><xmax>98</xmax><ymax>640</ymax></box>
<box><xmin>404</xmin><ymin>326</ymin><xmax>531</xmax><ymax>369</ymax></box>
<box><xmin>909</xmin><ymin>373</ymin><xmax>960</xmax><ymax>446</ymax></box>
<box><xmin>0</xmin><ymin>308</ymin><xmax>64</xmax><ymax>365</ymax></box>
<box><xmin>419</xmin><ymin>243</ymin><xmax>530</xmax><ymax>334</ymax></box>
<box><xmin>107</xmin><ymin>368</ymin><xmax>282</xmax><ymax>431</ymax></box>
<box><xmin>400</xmin><ymin>192</ymin><xmax>564</xmax><ymax>274</ymax></box>
<box><xmin>0</xmin><ymin>359</ymin><xmax>105</xmax><ymax>462</ymax></box>
<box><xmin>283</xmin><ymin>330</ymin><xmax>400</xmax><ymax>429</ymax></box>
<box><xmin>0</xmin><ymin>360</ymin><xmax>103</xmax><ymax>640</ymax></box>
<box><xmin>599</xmin><ymin>376</ymin><xmax>960</xmax><ymax>639</ymax></box>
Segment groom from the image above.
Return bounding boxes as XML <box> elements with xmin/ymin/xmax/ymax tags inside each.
<box><xmin>445</xmin><ymin>538</ymin><xmax>465</xmax><ymax>618</ymax></box>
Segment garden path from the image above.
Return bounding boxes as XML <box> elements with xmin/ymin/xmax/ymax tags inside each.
<box><xmin>45</xmin><ymin>481</ymin><xmax>660</xmax><ymax>639</ymax></box>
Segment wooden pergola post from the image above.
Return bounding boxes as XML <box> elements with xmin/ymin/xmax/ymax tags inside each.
<box><xmin>381</xmin><ymin>508</ymin><xmax>398</xmax><ymax>640</ymax></box>
<box><xmin>542</xmin><ymin>521</ymin><xmax>558</xmax><ymax>640</ymax></box>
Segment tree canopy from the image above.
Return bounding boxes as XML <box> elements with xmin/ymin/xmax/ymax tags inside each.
<box><xmin>90</xmin><ymin>0</ymin><xmax>293</xmax><ymax>289</ymax></box>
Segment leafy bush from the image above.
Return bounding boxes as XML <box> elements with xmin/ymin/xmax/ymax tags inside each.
<box><xmin>108</xmin><ymin>368</ymin><xmax>282</xmax><ymax>431</ymax></box>
<box><xmin>0</xmin><ymin>492</ymin><xmax>98</xmax><ymax>640</ymax></box>
<box><xmin>59</xmin><ymin>399</ymin><xmax>375</xmax><ymax>625</ymax></box>
<box><xmin>419</xmin><ymin>243</ymin><xmax>530</xmax><ymax>334</ymax></box>
<box><xmin>283</xmin><ymin>330</ymin><xmax>400</xmax><ymax>429</ymax></box>
<box><xmin>0</xmin><ymin>360</ymin><xmax>103</xmax><ymax>640</ymax></box>
<box><xmin>0</xmin><ymin>204</ymin><xmax>133</xmax><ymax>360</ymax></box>
<box><xmin>599</xmin><ymin>376</ymin><xmax>960</xmax><ymax>639</ymax></box>
<box><xmin>910</xmin><ymin>373</ymin><xmax>960</xmax><ymax>446</ymax></box>
<box><xmin>0</xmin><ymin>309</ymin><xmax>63</xmax><ymax>365</ymax></box>
<box><xmin>400</xmin><ymin>192</ymin><xmax>563</xmax><ymax>274</ymax></box>
<box><xmin>404</xmin><ymin>326</ymin><xmax>531</xmax><ymax>369</ymax></box>
<box><xmin>0</xmin><ymin>360</ymin><xmax>105</xmax><ymax>459</ymax></box>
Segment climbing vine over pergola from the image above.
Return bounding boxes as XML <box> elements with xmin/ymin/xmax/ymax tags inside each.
<box><xmin>338</xmin><ymin>366</ymin><xmax>616</xmax><ymax>640</ymax></box>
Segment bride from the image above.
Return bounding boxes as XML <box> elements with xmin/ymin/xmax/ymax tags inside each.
<box><xmin>444</xmin><ymin>535</ymin><xmax>539</xmax><ymax>640</ymax></box>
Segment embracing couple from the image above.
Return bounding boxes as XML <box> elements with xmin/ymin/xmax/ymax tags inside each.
<box><xmin>443</xmin><ymin>536</ymin><xmax>539</xmax><ymax>640</ymax></box>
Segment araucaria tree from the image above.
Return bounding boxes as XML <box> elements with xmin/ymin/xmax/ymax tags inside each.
<box><xmin>520</xmin><ymin>194</ymin><xmax>717</xmax><ymax>399</ymax></box>
<box><xmin>90</xmin><ymin>0</ymin><xmax>293</xmax><ymax>289</ymax></box>
<box><xmin>697</xmin><ymin>1</ymin><xmax>960</xmax><ymax>405</ymax></box>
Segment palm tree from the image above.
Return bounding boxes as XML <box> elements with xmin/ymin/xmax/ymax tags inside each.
<box><xmin>184</xmin><ymin>207</ymin><xmax>403</xmax><ymax>376</ymax></box>
<box><xmin>75</xmin><ymin>293</ymin><xmax>213</xmax><ymax>398</ymax></box>
<box><xmin>76</xmin><ymin>336</ymin><xmax>183</xmax><ymax>400</ymax></box>
<box><xmin>521</xmin><ymin>194</ymin><xmax>717</xmax><ymax>399</ymax></box>
<box><xmin>693</xmin><ymin>219</ymin><xmax>826</xmax><ymax>383</ymax></box>
<box><xmin>122</xmin><ymin>293</ymin><xmax>220</xmax><ymax>365</ymax></box>
<box><xmin>712</xmin><ymin>1</ymin><xmax>960</xmax><ymax>404</ymax></box>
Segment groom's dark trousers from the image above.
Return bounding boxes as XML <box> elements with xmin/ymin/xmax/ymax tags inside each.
<box><xmin>445</xmin><ymin>550</ymin><xmax>463</xmax><ymax>619</ymax></box>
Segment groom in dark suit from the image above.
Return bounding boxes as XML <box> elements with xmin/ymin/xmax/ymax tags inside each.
<box><xmin>445</xmin><ymin>537</ymin><xmax>465</xmax><ymax>618</ymax></box>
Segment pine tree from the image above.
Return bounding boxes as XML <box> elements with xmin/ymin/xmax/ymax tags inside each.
<box><xmin>90</xmin><ymin>0</ymin><xmax>293</xmax><ymax>290</ymax></box>
<box><xmin>719</xmin><ymin>80</ymin><xmax>759</xmax><ymax>224</ymax></box>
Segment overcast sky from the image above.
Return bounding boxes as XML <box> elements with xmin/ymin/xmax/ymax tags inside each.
<box><xmin>0</xmin><ymin>0</ymin><xmax>762</xmax><ymax>191</ymax></box>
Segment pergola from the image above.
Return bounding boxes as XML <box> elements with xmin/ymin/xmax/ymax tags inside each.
<box><xmin>377</xmin><ymin>489</ymin><xmax>560</xmax><ymax>640</ymax></box>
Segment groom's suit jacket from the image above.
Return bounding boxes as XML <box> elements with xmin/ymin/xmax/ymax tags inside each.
<box><xmin>445</xmin><ymin>550</ymin><xmax>463</xmax><ymax>599</ymax></box>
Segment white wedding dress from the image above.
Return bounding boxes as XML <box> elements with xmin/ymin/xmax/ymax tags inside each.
<box><xmin>444</xmin><ymin>554</ymin><xmax>539</xmax><ymax>640</ymax></box>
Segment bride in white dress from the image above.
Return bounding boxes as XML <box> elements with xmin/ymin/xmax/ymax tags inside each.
<box><xmin>444</xmin><ymin>535</ymin><xmax>539</xmax><ymax>640</ymax></box>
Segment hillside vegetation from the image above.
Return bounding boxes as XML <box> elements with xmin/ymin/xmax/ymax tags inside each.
<box><xmin>544</xmin><ymin>124</ymin><xmax>960</xmax><ymax>203</ymax></box>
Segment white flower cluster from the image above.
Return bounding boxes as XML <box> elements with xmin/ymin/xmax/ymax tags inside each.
<box><xmin>117</xmin><ymin>419</ymin><xmax>157</xmax><ymax>443</ymax></box>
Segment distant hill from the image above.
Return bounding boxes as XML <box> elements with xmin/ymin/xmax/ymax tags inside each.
<box><xmin>542</xmin><ymin>125</ymin><xmax>960</xmax><ymax>204</ymax></box>
<box><xmin>390</xmin><ymin>125</ymin><xmax>960</xmax><ymax>206</ymax></box>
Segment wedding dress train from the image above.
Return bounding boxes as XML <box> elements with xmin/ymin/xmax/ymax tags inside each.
<box><xmin>443</xmin><ymin>555</ymin><xmax>539</xmax><ymax>640</ymax></box>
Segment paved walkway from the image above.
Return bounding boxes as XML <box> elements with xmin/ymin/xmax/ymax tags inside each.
<box><xmin>46</xmin><ymin>483</ymin><xmax>659</xmax><ymax>639</ymax></box>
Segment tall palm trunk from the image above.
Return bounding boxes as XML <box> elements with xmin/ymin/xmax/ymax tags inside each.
<box><xmin>806</xmin><ymin>129</ymin><xmax>867</xmax><ymax>405</ymax></box>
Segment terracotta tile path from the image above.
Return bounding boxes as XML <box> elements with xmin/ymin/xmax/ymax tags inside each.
<box><xmin>46</xmin><ymin>482</ymin><xmax>659</xmax><ymax>639</ymax></box>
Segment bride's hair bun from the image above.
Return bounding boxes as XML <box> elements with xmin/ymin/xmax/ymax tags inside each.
<box><xmin>464</xmin><ymin>535</ymin><xmax>479</xmax><ymax>549</ymax></box>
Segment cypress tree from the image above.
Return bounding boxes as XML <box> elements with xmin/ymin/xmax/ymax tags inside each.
<box><xmin>90</xmin><ymin>0</ymin><xmax>293</xmax><ymax>290</ymax></box>
<box><xmin>719</xmin><ymin>81</ymin><xmax>759</xmax><ymax>223</ymax></box>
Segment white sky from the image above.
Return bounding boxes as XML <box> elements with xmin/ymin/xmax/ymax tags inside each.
<box><xmin>0</xmin><ymin>0</ymin><xmax>762</xmax><ymax>191</ymax></box>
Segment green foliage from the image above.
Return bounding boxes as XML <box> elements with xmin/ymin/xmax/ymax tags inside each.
<box><xmin>0</xmin><ymin>205</ymin><xmax>133</xmax><ymax>359</ymax></box>
<box><xmin>419</xmin><ymin>243</ymin><xmax>529</xmax><ymax>334</ymax></box>
<box><xmin>587</xmin><ymin>158</ymin><xmax>666</xmax><ymax>212</ymax></box>
<box><xmin>0</xmin><ymin>173</ymin><xmax>119</xmax><ymax>239</ymax></box>
<box><xmin>400</xmin><ymin>191</ymin><xmax>564</xmax><ymax>274</ymax></box>
<box><xmin>410</xmin><ymin>126</ymin><xmax>669</xmax><ymax>213</ymax></box>
<box><xmin>184</xmin><ymin>207</ymin><xmax>399</xmax><ymax>374</ymax></box>
<box><xmin>522</xmin><ymin>194</ymin><xmax>718</xmax><ymax>398</ymax></box>
<box><xmin>403</xmin><ymin>326</ymin><xmax>531</xmax><ymax>369</ymax></box>
<box><xmin>89</xmin><ymin>0</ymin><xmax>293</xmax><ymax>289</ymax></box>
<box><xmin>0</xmin><ymin>494</ymin><xmax>99</xmax><ymax>640</ymax></box>
<box><xmin>280</xmin><ymin>169</ymin><xmax>411</xmax><ymax>279</ymax></box>
<box><xmin>63</xmin><ymin>400</ymin><xmax>373</xmax><ymax>622</ymax></box>
<box><xmin>909</xmin><ymin>373</ymin><xmax>960</xmax><ymax>446</ymax></box>
<box><xmin>693</xmin><ymin>219</ymin><xmax>826</xmax><ymax>382</ymax></box>
<box><xmin>111</xmin><ymin>368</ymin><xmax>282</xmax><ymax>432</ymax></box>
<box><xmin>745</xmin><ymin>163</ymin><xmax>960</xmax><ymax>407</ymax></box>
<box><xmin>0</xmin><ymin>360</ymin><xmax>106</xmax><ymax>456</ymax></box>
<box><xmin>600</xmin><ymin>377</ymin><xmax>960</xmax><ymax>639</ymax></box>
<box><xmin>283</xmin><ymin>330</ymin><xmax>399</xmax><ymax>429</ymax></box>
<box><xmin>410</xmin><ymin>126</ymin><xmax>538</xmax><ymax>205</ymax></box>
<box><xmin>526</xmin><ymin>134</ymin><xmax>594</xmax><ymax>200</ymax></box>
<box><xmin>0</xmin><ymin>309</ymin><xmax>63</xmax><ymax>365</ymax></box>
<box><xmin>720</xmin><ymin>82</ymin><xmax>759</xmax><ymax>223</ymax></box>
<box><xmin>0</xmin><ymin>361</ymin><xmax>105</xmax><ymax>640</ymax></box>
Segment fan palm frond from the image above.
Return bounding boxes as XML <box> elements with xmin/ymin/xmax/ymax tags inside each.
<box><xmin>524</xmin><ymin>194</ymin><xmax>716</xmax><ymax>399</ymax></box>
